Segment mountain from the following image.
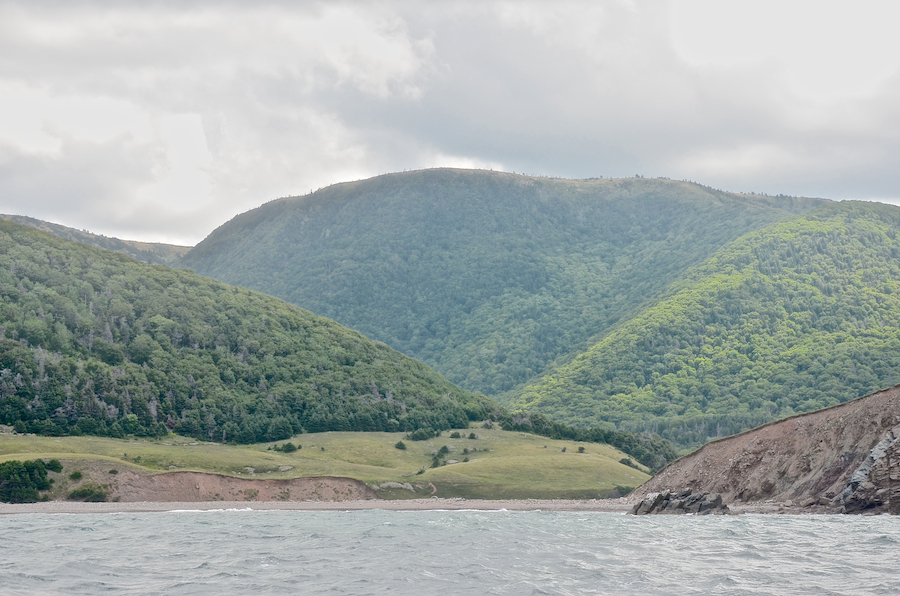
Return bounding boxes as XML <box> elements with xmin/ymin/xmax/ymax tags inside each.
<box><xmin>180</xmin><ymin>168</ymin><xmax>826</xmax><ymax>397</ymax></box>
<box><xmin>512</xmin><ymin>201</ymin><xmax>900</xmax><ymax>448</ymax></box>
<box><xmin>0</xmin><ymin>219</ymin><xmax>496</xmax><ymax>443</ymax></box>
<box><xmin>0</xmin><ymin>214</ymin><xmax>191</xmax><ymax>267</ymax></box>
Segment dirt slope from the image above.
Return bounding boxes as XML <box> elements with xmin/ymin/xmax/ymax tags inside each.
<box><xmin>631</xmin><ymin>385</ymin><xmax>900</xmax><ymax>513</ymax></box>
<box><xmin>112</xmin><ymin>471</ymin><xmax>378</xmax><ymax>502</ymax></box>
<box><xmin>57</xmin><ymin>461</ymin><xmax>377</xmax><ymax>503</ymax></box>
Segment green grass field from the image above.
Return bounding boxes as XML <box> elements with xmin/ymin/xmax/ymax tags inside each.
<box><xmin>0</xmin><ymin>426</ymin><xmax>650</xmax><ymax>500</ymax></box>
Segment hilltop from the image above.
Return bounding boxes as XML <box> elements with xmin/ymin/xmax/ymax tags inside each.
<box><xmin>513</xmin><ymin>201</ymin><xmax>900</xmax><ymax>447</ymax></box>
<box><xmin>0</xmin><ymin>214</ymin><xmax>191</xmax><ymax>267</ymax></box>
<box><xmin>181</xmin><ymin>168</ymin><xmax>825</xmax><ymax>396</ymax></box>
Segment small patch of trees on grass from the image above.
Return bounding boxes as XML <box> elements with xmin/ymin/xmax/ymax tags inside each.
<box><xmin>0</xmin><ymin>459</ymin><xmax>61</xmax><ymax>503</ymax></box>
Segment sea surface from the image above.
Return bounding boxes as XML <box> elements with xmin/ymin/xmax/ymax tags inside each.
<box><xmin>1</xmin><ymin>509</ymin><xmax>897</xmax><ymax>595</ymax></box>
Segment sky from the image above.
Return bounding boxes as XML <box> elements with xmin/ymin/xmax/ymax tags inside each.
<box><xmin>1</xmin><ymin>0</ymin><xmax>899</xmax><ymax>245</ymax></box>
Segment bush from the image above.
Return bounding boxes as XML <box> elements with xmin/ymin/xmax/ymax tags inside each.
<box><xmin>406</xmin><ymin>427</ymin><xmax>438</xmax><ymax>441</ymax></box>
<box><xmin>395</xmin><ymin>441</ymin><xmax>407</xmax><ymax>450</ymax></box>
<box><xmin>619</xmin><ymin>457</ymin><xmax>640</xmax><ymax>470</ymax></box>
<box><xmin>578</xmin><ymin>446</ymin><xmax>585</xmax><ymax>453</ymax></box>
<box><xmin>69</xmin><ymin>471</ymin><xmax>83</xmax><ymax>481</ymax></box>
<box><xmin>438</xmin><ymin>445</ymin><xmax>450</xmax><ymax>455</ymax></box>
<box><xmin>561</xmin><ymin>447</ymin><xmax>567</xmax><ymax>453</ymax></box>
<box><xmin>45</xmin><ymin>459</ymin><xmax>63</xmax><ymax>473</ymax></box>
<box><xmin>108</xmin><ymin>469</ymin><xmax>119</xmax><ymax>475</ymax></box>
<box><xmin>67</xmin><ymin>483</ymin><xmax>107</xmax><ymax>502</ymax></box>
<box><xmin>0</xmin><ymin>459</ymin><xmax>52</xmax><ymax>503</ymax></box>
<box><xmin>468</xmin><ymin>433</ymin><xmax>477</xmax><ymax>440</ymax></box>
<box><xmin>449</xmin><ymin>431</ymin><xmax>461</xmax><ymax>439</ymax></box>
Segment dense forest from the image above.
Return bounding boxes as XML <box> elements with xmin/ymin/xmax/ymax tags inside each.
<box><xmin>0</xmin><ymin>220</ymin><xmax>677</xmax><ymax>468</ymax></box>
<box><xmin>181</xmin><ymin>169</ymin><xmax>824</xmax><ymax>396</ymax></box>
<box><xmin>512</xmin><ymin>202</ymin><xmax>900</xmax><ymax>448</ymax></box>
<box><xmin>0</xmin><ymin>220</ymin><xmax>498</xmax><ymax>442</ymax></box>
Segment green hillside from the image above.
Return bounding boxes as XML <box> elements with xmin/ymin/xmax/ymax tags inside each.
<box><xmin>181</xmin><ymin>168</ymin><xmax>825</xmax><ymax>396</ymax></box>
<box><xmin>1</xmin><ymin>213</ymin><xmax>190</xmax><ymax>266</ymax></box>
<box><xmin>511</xmin><ymin>201</ymin><xmax>900</xmax><ymax>448</ymax></box>
<box><xmin>0</xmin><ymin>219</ymin><xmax>496</xmax><ymax>442</ymax></box>
<box><xmin>0</xmin><ymin>219</ymin><xmax>678</xmax><ymax>469</ymax></box>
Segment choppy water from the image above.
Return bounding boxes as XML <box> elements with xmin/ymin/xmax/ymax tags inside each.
<box><xmin>1</xmin><ymin>510</ymin><xmax>898</xmax><ymax>595</ymax></box>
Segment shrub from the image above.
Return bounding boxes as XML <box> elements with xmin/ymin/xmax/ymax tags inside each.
<box><xmin>468</xmin><ymin>433</ymin><xmax>477</xmax><ymax>440</ymax></box>
<box><xmin>45</xmin><ymin>459</ymin><xmax>63</xmax><ymax>473</ymax></box>
<box><xmin>449</xmin><ymin>431</ymin><xmax>461</xmax><ymax>439</ymax></box>
<box><xmin>108</xmin><ymin>469</ymin><xmax>119</xmax><ymax>475</ymax></box>
<box><xmin>282</xmin><ymin>442</ymin><xmax>298</xmax><ymax>453</ymax></box>
<box><xmin>619</xmin><ymin>458</ymin><xmax>640</xmax><ymax>470</ymax></box>
<box><xmin>67</xmin><ymin>484</ymin><xmax>107</xmax><ymax>502</ymax></box>
<box><xmin>0</xmin><ymin>459</ymin><xmax>52</xmax><ymax>503</ymax></box>
<box><xmin>438</xmin><ymin>445</ymin><xmax>450</xmax><ymax>455</ymax></box>
<box><xmin>578</xmin><ymin>446</ymin><xmax>585</xmax><ymax>453</ymax></box>
<box><xmin>69</xmin><ymin>471</ymin><xmax>83</xmax><ymax>481</ymax></box>
<box><xmin>561</xmin><ymin>447</ymin><xmax>567</xmax><ymax>453</ymax></box>
<box><xmin>395</xmin><ymin>441</ymin><xmax>407</xmax><ymax>450</ymax></box>
<box><xmin>406</xmin><ymin>427</ymin><xmax>438</xmax><ymax>441</ymax></box>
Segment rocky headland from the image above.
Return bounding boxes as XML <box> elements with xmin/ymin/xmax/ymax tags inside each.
<box><xmin>629</xmin><ymin>384</ymin><xmax>900</xmax><ymax>514</ymax></box>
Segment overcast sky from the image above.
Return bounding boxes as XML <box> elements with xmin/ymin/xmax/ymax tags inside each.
<box><xmin>1</xmin><ymin>0</ymin><xmax>899</xmax><ymax>245</ymax></box>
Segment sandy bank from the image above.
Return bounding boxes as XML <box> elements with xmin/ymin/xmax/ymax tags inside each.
<box><xmin>1</xmin><ymin>498</ymin><xmax>635</xmax><ymax>515</ymax></box>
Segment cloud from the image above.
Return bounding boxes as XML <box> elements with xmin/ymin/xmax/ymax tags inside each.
<box><xmin>0</xmin><ymin>0</ymin><xmax>898</xmax><ymax>243</ymax></box>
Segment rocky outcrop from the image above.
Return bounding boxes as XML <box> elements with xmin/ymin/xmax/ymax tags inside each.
<box><xmin>629</xmin><ymin>384</ymin><xmax>900</xmax><ymax>514</ymax></box>
<box><xmin>629</xmin><ymin>488</ymin><xmax>729</xmax><ymax>515</ymax></box>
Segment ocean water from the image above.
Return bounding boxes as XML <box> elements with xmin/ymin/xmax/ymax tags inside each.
<box><xmin>1</xmin><ymin>510</ymin><xmax>897</xmax><ymax>595</ymax></box>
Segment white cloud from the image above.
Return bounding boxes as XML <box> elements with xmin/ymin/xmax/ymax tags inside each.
<box><xmin>0</xmin><ymin>0</ymin><xmax>898</xmax><ymax>243</ymax></box>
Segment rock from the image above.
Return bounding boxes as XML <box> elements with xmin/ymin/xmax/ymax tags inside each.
<box><xmin>800</xmin><ymin>497</ymin><xmax>816</xmax><ymax>507</ymax></box>
<box><xmin>630</xmin><ymin>489</ymin><xmax>729</xmax><ymax>515</ymax></box>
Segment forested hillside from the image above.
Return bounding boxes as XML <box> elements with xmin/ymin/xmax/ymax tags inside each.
<box><xmin>0</xmin><ymin>214</ymin><xmax>190</xmax><ymax>267</ymax></box>
<box><xmin>512</xmin><ymin>202</ymin><xmax>900</xmax><ymax>448</ymax></box>
<box><xmin>181</xmin><ymin>168</ymin><xmax>824</xmax><ymax>396</ymax></box>
<box><xmin>0</xmin><ymin>220</ymin><xmax>496</xmax><ymax>442</ymax></box>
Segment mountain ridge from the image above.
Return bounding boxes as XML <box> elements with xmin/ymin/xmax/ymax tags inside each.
<box><xmin>0</xmin><ymin>214</ymin><xmax>191</xmax><ymax>267</ymax></box>
<box><xmin>180</xmin><ymin>168</ymin><xmax>828</xmax><ymax>397</ymax></box>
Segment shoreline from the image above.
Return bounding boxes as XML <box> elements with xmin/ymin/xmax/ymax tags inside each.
<box><xmin>0</xmin><ymin>498</ymin><xmax>812</xmax><ymax>515</ymax></box>
<box><xmin>2</xmin><ymin>498</ymin><xmax>634</xmax><ymax>515</ymax></box>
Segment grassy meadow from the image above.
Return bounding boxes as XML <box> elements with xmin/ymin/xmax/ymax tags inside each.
<box><xmin>0</xmin><ymin>426</ymin><xmax>650</xmax><ymax>500</ymax></box>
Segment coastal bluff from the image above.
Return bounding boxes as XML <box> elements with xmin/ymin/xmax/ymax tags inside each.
<box><xmin>629</xmin><ymin>385</ymin><xmax>900</xmax><ymax>514</ymax></box>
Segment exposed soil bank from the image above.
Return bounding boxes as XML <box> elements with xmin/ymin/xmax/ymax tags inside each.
<box><xmin>110</xmin><ymin>469</ymin><xmax>377</xmax><ymax>503</ymax></box>
<box><xmin>630</xmin><ymin>384</ymin><xmax>900</xmax><ymax>514</ymax></box>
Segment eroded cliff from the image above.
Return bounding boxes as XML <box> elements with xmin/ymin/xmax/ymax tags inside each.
<box><xmin>631</xmin><ymin>385</ymin><xmax>900</xmax><ymax>514</ymax></box>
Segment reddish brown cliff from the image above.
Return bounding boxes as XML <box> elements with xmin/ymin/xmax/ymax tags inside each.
<box><xmin>631</xmin><ymin>385</ymin><xmax>900</xmax><ymax>513</ymax></box>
